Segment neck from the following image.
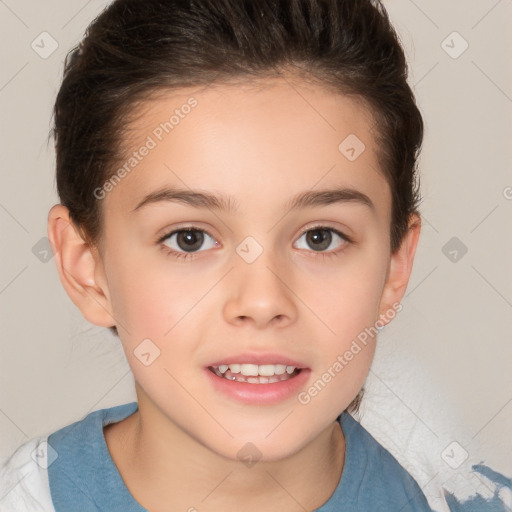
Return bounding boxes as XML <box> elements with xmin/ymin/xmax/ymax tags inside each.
<box><xmin>104</xmin><ymin>393</ymin><xmax>345</xmax><ymax>512</ymax></box>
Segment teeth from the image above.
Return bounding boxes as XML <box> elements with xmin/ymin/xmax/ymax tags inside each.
<box><xmin>241</xmin><ymin>364</ymin><xmax>259</xmax><ymax>376</ymax></box>
<box><xmin>258</xmin><ymin>364</ymin><xmax>276</xmax><ymax>377</ymax></box>
<box><xmin>274</xmin><ymin>364</ymin><xmax>286</xmax><ymax>375</ymax></box>
<box><xmin>229</xmin><ymin>364</ymin><xmax>241</xmax><ymax>374</ymax></box>
<box><xmin>214</xmin><ymin>363</ymin><xmax>298</xmax><ymax>377</ymax></box>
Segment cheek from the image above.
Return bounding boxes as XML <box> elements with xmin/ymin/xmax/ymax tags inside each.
<box><xmin>105</xmin><ymin>263</ymin><xmax>199</xmax><ymax>391</ymax></box>
<box><xmin>105</xmin><ymin>252</ymin><xmax>212</xmax><ymax>365</ymax></box>
<box><xmin>301</xmin><ymin>247</ymin><xmax>388</xmax><ymax>340</ymax></box>
<box><xmin>108</xmin><ymin>269</ymin><xmax>170</xmax><ymax>337</ymax></box>
<box><xmin>294</xmin><ymin>245</ymin><xmax>387</xmax><ymax>407</ymax></box>
<box><xmin>296</xmin><ymin>268</ymin><xmax>383</xmax><ymax>414</ymax></box>
<box><xmin>102</xmin><ymin>244</ymin><xmax>185</xmax><ymax>349</ymax></box>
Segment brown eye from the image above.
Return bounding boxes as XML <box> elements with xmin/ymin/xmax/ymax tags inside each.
<box><xmin>176</xmin><ymin>230</ymin><xmax>204</xmax><ymax>252</ymax></box>
<box><xmin>305</xmin><ymin>229</ymin><xmax>332</xmax><ymax>251</ymax></box>
<box><xmin>162</xmin><ymin>229</ymin><xmax>217</xmax><ymax>253</ymax></box>
<box><xmin>294</xmin><ymin>227</ymin><xmax>349</xmax><ymax>253</ymax></box>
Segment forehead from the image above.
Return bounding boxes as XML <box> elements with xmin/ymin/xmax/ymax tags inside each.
<box><xmin>106</xmin><ymin>77</ymin><xmax>390</xmax><ymax>219</ymax></box>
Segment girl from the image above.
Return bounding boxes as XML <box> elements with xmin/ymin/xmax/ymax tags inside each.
<box><xmin>1</xmin><ymin>1</ymin><xmax>508</xmax><ymax>511</ymax></box>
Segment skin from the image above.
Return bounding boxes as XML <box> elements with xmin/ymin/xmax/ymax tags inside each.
<box><xmin>48</xmin><ymin>76</ymin><xmax>421</xmax><ymax>512</ymax></box>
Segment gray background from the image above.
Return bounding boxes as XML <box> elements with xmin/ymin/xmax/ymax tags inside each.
<box><xmin>1</xmin><ymin>1</ymin><xmax>511</xmax><ymax>508</ymax></box>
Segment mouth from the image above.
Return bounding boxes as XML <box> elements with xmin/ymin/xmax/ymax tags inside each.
<box><xmin>204</xmin><ymin>354</ymin><xmax>310</xmax><ymax>404</ymax></box>
<box><xmin>208</xmin><ymin>363</ymin><xmax>302</xmax><ymax>384</ymax></box>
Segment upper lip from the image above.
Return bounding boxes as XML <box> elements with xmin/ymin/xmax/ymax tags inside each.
<box><xmin>207</xmin><ymin>352</ymin><xmax>308</xmax><ymax>369</ymax></box>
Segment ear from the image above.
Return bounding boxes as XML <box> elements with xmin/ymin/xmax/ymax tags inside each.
<box><xmin>378</xmin><ymin>214</ymin><xmax>421</xmax><ymax>324</ymax></box>
<box><xmin>47</xmin><ymin>204</ymin><xmax>115</xmax><ymax>328</ymax></box>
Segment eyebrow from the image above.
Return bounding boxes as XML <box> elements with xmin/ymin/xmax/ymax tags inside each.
<box><xmin>132</xmin><ymin>186</ymin><xmax>375</xmax><ymax>213</ymax></box>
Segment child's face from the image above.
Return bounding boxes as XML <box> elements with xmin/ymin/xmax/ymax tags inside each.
<box><xmin>63</xmin><ymin>77</ymin><xmax>418</xmax><ymax>460</ymax></box>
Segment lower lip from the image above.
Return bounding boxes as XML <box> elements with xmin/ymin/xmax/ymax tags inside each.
<box><xmin>204</xmin><ymin>367</ymin><xmax>311</xmax><ymax>405</ymax></box>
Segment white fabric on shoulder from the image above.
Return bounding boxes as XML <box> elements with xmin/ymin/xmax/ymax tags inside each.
<box><xmin>0</xmin><ymin>436</ymin><xmax>55</xmax><ymax>512</ymax></box>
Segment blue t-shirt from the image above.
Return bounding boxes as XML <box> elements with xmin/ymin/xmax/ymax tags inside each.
<box><xmin>42</xmin><ymin>402</ymin><xmax>432</xmax><ymax>511</ymax></box>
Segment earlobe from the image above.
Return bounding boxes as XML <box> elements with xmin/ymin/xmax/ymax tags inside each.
<box><xmin>47</xmin><ymin>204</ymin><xmax>116</xmax><ymax>328</ymax></box>
<box><xmin>378</xmin><ymin>214</ymin><xmax>421</xmax><ymax>321</ymax></box>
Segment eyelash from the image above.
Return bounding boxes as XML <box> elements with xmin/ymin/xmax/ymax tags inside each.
<box><xmin>156</xmin><ymin>225</ymin><xmax>353</xmax><ymax>261</ymax></box>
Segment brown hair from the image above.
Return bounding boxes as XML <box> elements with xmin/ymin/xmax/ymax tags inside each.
<box><xmin>52</xmin><ymin>0</ymin><xmax>423</xmax><ymax>414</ymax></box>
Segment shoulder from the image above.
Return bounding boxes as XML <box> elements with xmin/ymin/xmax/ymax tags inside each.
<box><xmin>46</xmin><ymin>402</ymin><xmax>141</xmax><ymax>511</ymax></box>
<box><xmin>336</xmin><ymin>413</ymin><xmax>433</xmax><ymax>511</ymax></box>
<box><xmin>0</xmin><ymin>402</ymin><xmax>139</xmax><ymax>512</ymax></box>
<box><xmin>0</xmin><ymin>435</ymin><xmax>55</xmax><ymax>512</ymax></box>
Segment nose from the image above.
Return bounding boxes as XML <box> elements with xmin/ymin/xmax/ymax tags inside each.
<box><xmin>222</xmin><ymin>255</ymin><xmax>298</xmax><ymax>330</ymax></box>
